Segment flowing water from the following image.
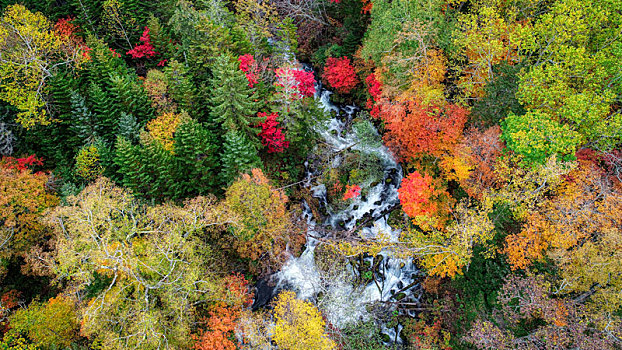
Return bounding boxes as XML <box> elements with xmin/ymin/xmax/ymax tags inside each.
<box><xmin>265</xmin><ymin>72</ymin><xmax>423</xmax><ymax>344</ymax></box>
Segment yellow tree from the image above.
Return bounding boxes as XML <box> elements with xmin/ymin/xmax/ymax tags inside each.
<box><xmin>272</xmin><ymin>291</ymin><xmax>336</xmax><ymax>350</ymax></box>
<box><xmin>503</xmin><ymin>161</ymin><xmax>622</xmax><ymax>326</ymax></box>
<box><xmin>0</xmin><ymin>5</ymin><xmax>83</xmax><ymax>128</ymax></box>
<box><xmin>453</xmin><ymin>2</ymin><xmax>525</xmax><ymax>99</ymax></box>
<box><xmin>49</xmin><ymin>178</ymin><xmax>235</xmax><ymax>350</ymax></box>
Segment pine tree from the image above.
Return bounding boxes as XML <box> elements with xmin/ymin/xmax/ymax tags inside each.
<box><xmin>208</xmin><ymin>54</ymin><xmax>261</xmax><ymax>139</ymax></box>
<box><xmin>219</xmin><ymin>130</ymin><xmax>262</xmax><ymax>185</ymax></box>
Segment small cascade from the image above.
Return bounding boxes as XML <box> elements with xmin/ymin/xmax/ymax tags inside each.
<box><xmin>271</xmin><ymin>66</ymin><xmax>422</xmax><ymax>343</ymax></box>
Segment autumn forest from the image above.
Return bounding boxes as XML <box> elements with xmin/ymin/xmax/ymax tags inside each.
<box><xmin>0</xmin><ymin>0</ymin><xmax>621</xmax><ymax>348</ymax></box>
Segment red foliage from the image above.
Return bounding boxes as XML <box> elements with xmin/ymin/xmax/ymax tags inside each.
<box><xmin>82</xmin><ymin>45</ymin><xmax>92</xmax><ymax>60</ymax></box>
<box><xmin>239</xmin><ymin>54</ymin><xmax>259</xmax><ymax>88</ymax></box>
<box><xmin>258</xmin><ymin>112</ymin><xmax>290</xmax><ymax>153</ymax></box>
<box><xmin>127</xmin><ymin>27</ymin><xmax>158</xmax><ymax>59</ymax></box>
<box><xmin>365</xmin><ymin>73</ymin><xmax>382</xmax><ymax>100</ymax></box>
<box><xmin>330</xmin><ymin>0</ymin><xmax>341</xmax><ymax>3</ymax></box>
<box><xmin>0</xmin><ymin>290</ymin><xmax>21</xmax><ymax>333</ymax></box>
<box><xmin>1</xmin><ymin>290</ymin><xmax>20</xmax><ymax>310</ymax></box>
<box><xmin>54</xmin><ymin>17</ymin><xmax>91</xmax><ymax>61</ymax></box>
<box><xmin>293</xmin><ymin>70</ymin><xmax>316</xmax><ymax>97</ymax></box>
<box><xmin>343</xmin><ymin>184</ymin><xmax>361</xmax><ymax>200</ymax></box>
<box><xmin>322</xmin><ymin>57</ymin><xmax>358</xmax><ymax>94</ymax></box>
<box><xmin>223</xmin><ymin>273</ymin><xmax>254</xmax><ymax>308</ymax></box>
<box><xmin>54</xmin><ymin>17</ymin><xmax>79</xmax><ymax>39</ymax></box>
<box><xmin>275</xmin><ymin>67</ymin><xmax>316</xmax><ymax>99</ymax></box>
<box><xmin>365</xmin><ymin>73</ymin><xmax>382</xmax><ymax>118</ymax></box>
<box><xmin>380</xmin><ymin>100</ymin><xmax>468</xmax><ymax>161</ymax></box>
<box><xmin>2</xmin><ymin>154</ymin><xmax>44</xmax><ymax>172</ymax></box>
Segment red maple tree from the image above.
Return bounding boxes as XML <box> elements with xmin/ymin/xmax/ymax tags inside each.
<box><xmin>322</xmin><ymin>56</ymin><xmax>358</xmax><ymax>94</ymax></box>
<box><xmin>343</xmin><ymin>184</ymin><xmax>361</xmax><ymax>200</ymax></box>
<box><xmin>127</xmin><ymin>27</ymin><xmax>158</xmax><ymax>59</ymax></box>
<box><xmin>258</xmin><ymin>112</ymin><xmax>290</xmax><ymax>153</ymax></box>
<box><xmin>239</xmin><ymin>54</ymin><xmax>259</xmax><ymax>87</ymax></box>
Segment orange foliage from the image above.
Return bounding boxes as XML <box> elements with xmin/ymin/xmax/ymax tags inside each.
<box><xmin>398</xmin><ymin>171</ymin><xmax>451</xmax><ymax>230</ymax></box>
<box><xmin>504</xmin><ymin>223</ymin><xmax>548</xmax><ymax>270</ymax></box>
<box><xmin>0</xmin><ymin>157</ymin><xmax>58</xmax><ymax>260</ymax></box>
<box><xmin>193</xmin><ymin>306</ymin><xmax>239</xmax><ymax>350</ymax></box>
<box><xmin>379</xmin><ymin>100</ymin><xmax>468</xmax><ymax>162</ymax></box>
<box><xmin>504</xmin><ymin>161</ymin><xmax>622</xmax><ymax>270</ymax></box>
<box><xmin>192</xmin><ymin>274</ymin><xmax>253</xmax><ymax>350</ymax></box>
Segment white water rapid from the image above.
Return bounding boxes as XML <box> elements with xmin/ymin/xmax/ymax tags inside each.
<box><xmin>270</xmin><ymin>73</ymin><xmax>422</xmax><ymax>344</ymax></box>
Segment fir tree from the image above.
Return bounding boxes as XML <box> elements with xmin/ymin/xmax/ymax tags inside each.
<box><xmin>114</xmin><ymin>136</ymin><xmax>145</xmax><ymax>195</ymax></box>
<box><xmin>88</xmin><ymin>82</ymin><xmax>120</xmax><ymax>144</ymax></box>
<box><xmin>117</xmin><ymin>112</ymin><xmax>140</xmax><ymax>142</ymax></box>
<box><xmin>109</xmin><ymin>72</ymin><xmax>154</xmax><ymax>123</ymax></box>
<box><xmin>174</xmin><ymin>118</ymin><xmax>220</xmax><ymax>194</ymax></box>
<box><xmin>164</xmin><ymin>60</ymin><xmax>197</xmax><ymax>115</ymax></box>
<box><xmin>208</xmin><ymin>54</ymin><xmax>261</xmax><ymax>139</ymax></box>
<box><xmin>70</xmin><ymin>91</ymin><xmax>100</xmax><ymax>145</ymax></box>
<box><xmin>219</xmin><ymin>130</ymin><xmax>262</xmax><ymax>185</ymax></box>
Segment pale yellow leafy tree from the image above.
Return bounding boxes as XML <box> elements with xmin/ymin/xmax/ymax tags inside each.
<box><xmin>49</xmin><ymin>178</ymin><xmax>234</xmax><ymax>350</ymax></box>
<box><xmin>272</xmin><ymin>291</ymin><xmax>336</xmax><ymax>350</ymax></box>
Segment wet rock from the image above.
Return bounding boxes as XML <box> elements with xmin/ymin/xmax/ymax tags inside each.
<box><xmin>252</xmin><ymin>279</ymin><xmax>275</xmax><ymax>310</ymax></box>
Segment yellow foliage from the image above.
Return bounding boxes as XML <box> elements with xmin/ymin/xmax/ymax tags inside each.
<box><xmin>8</xmin><ymin>296</ymin><xmax>78</xmax><ymax>348</ymax></box>
<box><xmin>453</xmin><ymin>4</ymin><xmax>524</xmax><ymax>98</ymax></box>
<box><xmin>75</xmin><ymin>143</ymin><xmax>104</xmax><ymax>182</ymax></box>
<box><xmin>0</xmin><ymin>5</ymin><xmax>64</xmax><ymax>127</ymax></box>
<box><xmin>235</xmin><ymin>0</ymin><xmax>280</xmax><ymax>42</ymax></box>
<box><xmin>272</xmin><ymin>291</ymin><xmax>336</xmax><ymax>350</ymax></box>
<box><xmin>145</xmin><ymin>111</ymin><xmax>187</xmax><ymax>152</ymax></box>
<box><xmin>0</xmin><ymin>4</ymin><xmax>83</xmax><ymax>127</ymax></box>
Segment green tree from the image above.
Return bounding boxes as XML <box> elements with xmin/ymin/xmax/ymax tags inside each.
<box><xmin>208</xmin><ymin>54</ymin><xmax>261</xmax><ymax>138</ymax></box>
<box><xmin>115</xmin><ymin>114</ymin><xmax>219</xmax><ymax>201</ymax></box>
<box><xmin>515</xmin><ymin>0</ymin><xmax>622</xmax><ymax>151</ymax></box>
<box><xmin>219</xmin><ymin>130</ymin><xmax>261</xmax><ymax>185</ymax></box>
<box><xmin>501</xmin><ymin>111</ymin><xmax>581</xmax><ymax>165</ymax></box>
